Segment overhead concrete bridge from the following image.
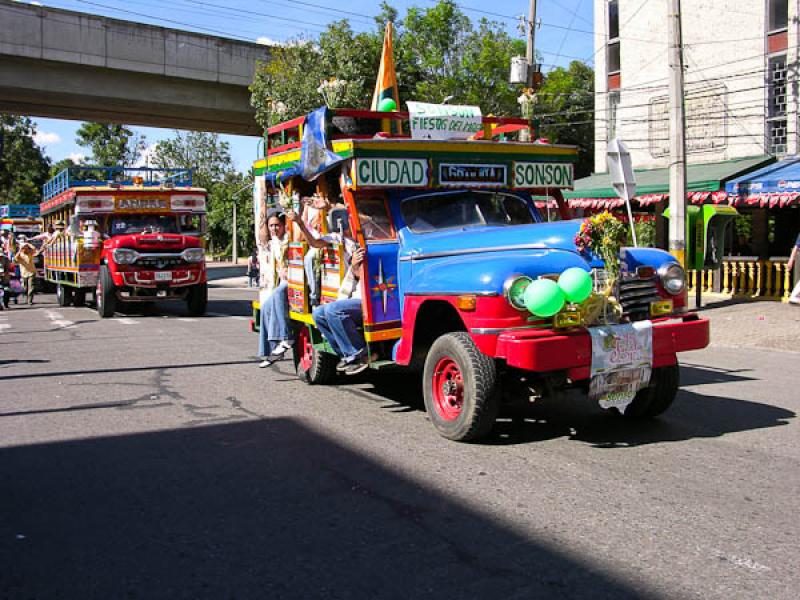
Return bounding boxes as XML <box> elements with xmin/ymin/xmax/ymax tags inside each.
<box><xmin>0</xmin><ymin>0</ymin><xmax>270</xmax><ymax>135</ymax></box>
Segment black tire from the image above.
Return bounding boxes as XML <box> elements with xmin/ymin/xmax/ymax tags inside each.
<box><xmin>617</xmin><ymin>364</ymin><xmax>679</xmax><ymax>419</ymax></box>
<box><xmin>422</xmin><ymin>332</ymin><xmax>499</xmax><ymax>442</ymax></box>
<box><xmin>96</xmin><ymin>266</ymin><xmax>116</xmax><ymax>318</ymax></box>
<box><xmin>293</xmin><ymin>326</ymin><xmax>338</xmax><ymax>385</ymax></box>
<box><xmin>56</xmin><ymin>284</ymin><xmax>73</xmax><ymax>307</ymax></box>
<box><xmin>186</xmin><ymin>283</ymin><xmax>208</xmax><ymax>316</ymax></box>
<box><xmin>72</xmin><ymin>290</ymin><xmax>86</xmax><ymax>307</ymax></box>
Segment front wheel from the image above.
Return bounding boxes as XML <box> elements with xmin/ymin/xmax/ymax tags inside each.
<box><xmin>56</xmin><ymin>284</ymin><xmax>73</xmax><ymax>307</ymax></box>
<box><xmin>186</xmin><ymin>282</ymin><xmax>208</xmax><ymax>316</ymax></box>
<box><xmin>96</xmin><ymin>266</ymin><xmax>116</xmax><ymax>318</ymax></box>
<box><xmin>423</xmin><ymin>332</ymin><xmax>499</xmax><ymax>442</ymax></box>
<box><xmin>293</xmin><ymin>325</ymin><xmax>337</xmax><ymax>385</ymax></box>
<box><xmin>617</xmin><ymin>364</ymin><xmax>679</xmax><ymax>419</ymax></box>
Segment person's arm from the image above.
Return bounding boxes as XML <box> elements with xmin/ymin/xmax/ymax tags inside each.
<box><xmin>287</xmin><ymin>210</ymin><xmax>329</xmax><ymax>249</ymax></box>
<box><xmin>789</xmin><ymin>244</ymin><xmax>798</xmax><ymax>270</ymax></box>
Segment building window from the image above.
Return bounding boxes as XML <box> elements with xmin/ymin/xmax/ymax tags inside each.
<box><xmin>607</xmin><ymin>91</ymin><xmax>620</xmax><ymax>140</ymax></box>
<box><xmin>768</xmin><ymin>0</ymin><xmax>788</xmax><ymax>33</ymax></box>
<box><xmin>607</xmin><ymin>1</ymin><xmax>620</xmax><ymax>73</ymax></box>
<box><xmin>767</xmin><ymin>54</ymin><xmax>788</xmax><ymax>154</ymax></box>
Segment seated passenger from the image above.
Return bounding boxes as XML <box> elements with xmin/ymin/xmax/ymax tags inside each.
<box><xmin>258</xmin><ymin>209</ymin><xmax>293</xmax><ymax>367</ymax></box>
<box><xmin>288</xmin><ymin>208</ymin><xmax>369</xmax><ymax>376</ymax></box>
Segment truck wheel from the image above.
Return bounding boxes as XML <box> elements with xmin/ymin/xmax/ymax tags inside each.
<box><xmin>618</xmin><ymin>364</ymin><xmax>679</xmax><ymax>419</ymax></box>
<box><xmin>96</xmin><ymin>266</ymin><xmax>116</xmax><ymax>318</ymax></box>
<box><xmin>423</xmin><ymin>332</ymin><xmax>499</xmax><ymax>442</ymax></box>
<box><xmin>72</xmin><ymin>290</ymin><xmax>86</xmax><ymax>307</ymax></box>
<box><xmin>293</xmin><ymin>326</ymin><xmax>337</xmax><ymax>385</ymax></box>
<box><xmin>56</xmin><ymin>284</ymin><xmax>73</xmax><ymax>307</ymax></box>
<box><xmin>186</xmin><ymin>283</ymin><xmax>208</xmax><ymax>316</ymax></box>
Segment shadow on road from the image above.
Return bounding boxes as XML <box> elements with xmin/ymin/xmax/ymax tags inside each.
<box><xmin>0</xmin><ymin>418</ymin><xmax>652</xmax><ymax>599</ymax></box>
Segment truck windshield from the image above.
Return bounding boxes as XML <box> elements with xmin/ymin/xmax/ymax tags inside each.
<box><xmin>109</xmin><ymin>215</ymin><xmax>179</xmax><ymax>235</ymax></box>
<box><xmin>401</xmin><ymin>191</ymin><xmax>534</xmax><ymax>233</ymax></box>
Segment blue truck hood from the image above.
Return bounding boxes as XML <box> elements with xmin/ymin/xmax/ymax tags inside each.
<box><xmin>399</xmin><ymin>220</ymin><xmax>601</xmax><ymax>296</ymax></box>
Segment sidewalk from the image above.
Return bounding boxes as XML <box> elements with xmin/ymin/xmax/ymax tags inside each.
<box><xmin>206</xmin><ymin>261</ymin><xmax>251</xmax><ymax>289</ymax></box>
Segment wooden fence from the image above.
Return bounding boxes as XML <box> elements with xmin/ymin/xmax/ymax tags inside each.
<box><xmin>687</xmin><ymin>257</ymin><xmax>796</xmax><ymax>301</ymax></box>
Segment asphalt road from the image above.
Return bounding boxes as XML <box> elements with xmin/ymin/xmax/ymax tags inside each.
<box><xmin>0</xmin><ymin>286</ymin><xmax>797</xmax><ymax>599</ymax></box>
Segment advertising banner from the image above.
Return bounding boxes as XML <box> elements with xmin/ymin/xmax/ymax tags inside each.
<box><xmin>589</xmin><ymin>321</ymin><xmax>653</xmax><ymax>413</ymax></box>
<box><xmin>407</xmin><ymin>102</ymin><xmax>482</xmax><ymax>140</ymax></box>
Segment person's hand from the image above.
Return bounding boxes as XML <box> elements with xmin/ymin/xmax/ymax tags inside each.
<box><xmin>351</xmin><ymin>247</ymin><xmax>366</xmax><ymax>270</ymax></box>
<box><xmin>286</xmin><ymin>209</ymin><xmax>300</xmax><ymax>223</ymax></box>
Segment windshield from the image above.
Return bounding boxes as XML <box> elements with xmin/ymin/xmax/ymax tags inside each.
<box><xmin>108</xmin><ymin>215</ymin><xmax>180</xmax><ymax>235</ymax></box>
<box><xmin>401</xmin><ymin>191</ymin><xmax>535</xmax><ymax>233</ymax></box>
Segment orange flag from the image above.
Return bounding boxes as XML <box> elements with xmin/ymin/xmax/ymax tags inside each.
<box><xmin>371</xmin><ymin>22</ymin><xmax>400</xmax><ymax>111</ymax></box>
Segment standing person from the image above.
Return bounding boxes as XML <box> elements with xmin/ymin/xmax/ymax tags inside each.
<box><xmin>788</xmin><ymin>231</ymin><xmax>800</xmax><ymax>305</ymax></box>
<box><xmin>246</xmin><ymin>250</ymin><xmax>260</xmax><ymax>288</ymax></box>
<box><xmin>288</xmin><ymin>208</ymin><xmax>370</xmax><ymax>375</ymax></box>
<box><xmin>13</xmin><ymin>240</ymin><xmax>37</xmax><ymax>306</ymax></box>
<box><xmin>0</xmin><ymin>252</ymin><xmax>12</xmax><ymax>309</ymax></box>
<box><xmin>257</xmin><ymin>209</ymin><xmax>294</xmax><ymax>367</ymax></box>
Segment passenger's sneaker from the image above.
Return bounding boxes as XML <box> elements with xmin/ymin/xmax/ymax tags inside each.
<box><xmin>270</xmin><ymin>340</ymin><xmax>294</xmax><ymax>357</ymax></box>
<box><xmin>343</xmin><ymin>356</ymin><xmax>370</xmax><ymax>376</ymax></box>
<box><xmin>336</xmin><ymin>358</ymin><xmax>350</xmax><ymax>372</ymax></box>
<box><xmin>258</xmin><ymin>358</ymin><xmax>276</xmax><ymax>368</ymax></box>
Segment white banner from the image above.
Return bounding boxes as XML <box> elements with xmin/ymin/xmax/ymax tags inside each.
<box><xmin>589</xmin><ymin>321</ymin><xmax>653</xmax><ymax>414</ymax></box>
<box><xmin>407</xmin><ymin>101</ymin><xmax>482</xmax><ymax>140</ymax></box>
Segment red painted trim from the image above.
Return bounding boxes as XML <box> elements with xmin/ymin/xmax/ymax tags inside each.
<box><xmin>267</xmin><ymin>141</ymin><xmax>302</xmax><ymax>156</ymax></box>
<box><xmin>267</xmin><ymin>116</ymin><xmax>305</xmax><ymax>135</ymax></box>
<box><xmin>768</xmin><ymin>30</ymin><xmax>788</xmax><ymax>53</ymax></box>
<box><xmin>608</xmin><ymin>73</ymin><xmax>621</xmax><ymax>90</ymax></box>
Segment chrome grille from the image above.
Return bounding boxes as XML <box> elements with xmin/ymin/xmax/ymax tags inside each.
<box><xmin>135</xmin><ymin>253</ymin><xmax>185</xmax><ymax>268</ymax></box>
<box><xmin>616</xmin><ymin>275</ymin><xmax>659</xmax><ymax>320</ymax></box>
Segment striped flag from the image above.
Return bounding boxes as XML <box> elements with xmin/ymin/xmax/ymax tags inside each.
<box><xmin>371</xmin><ymin>22</ymin><xmax>400</xmax><ymax>111</ymax></box>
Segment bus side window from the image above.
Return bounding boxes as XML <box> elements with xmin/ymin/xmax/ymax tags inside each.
<box><xmin>356</xmin><ymin>196</ymin><xmax>394</xmax><ymax>241</ymax></box>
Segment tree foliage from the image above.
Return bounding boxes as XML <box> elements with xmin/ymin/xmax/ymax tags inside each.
<box><xmin>76</xmin><ymin>122</ymin><xmax>146</xmax><ymax>167</ymax></box>
<box><xmin>150</xmin><ymin>131</ymin><xmax>234</xmax><ymax>190</ymax></box>
<box><xmin>0</xmin><ymin>115</ymin><xmax>51</xmax><ymax>203</ymax></box>
<box><xmin>535</xmin><ymin>61</ymin><xmax>595</xmax><ymax>177</ymax></box>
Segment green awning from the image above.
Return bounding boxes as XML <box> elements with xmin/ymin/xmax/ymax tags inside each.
<box><xmin>564</xmin><ymin>155</ymin><xmax>774</xmax><ymax>199</ymax></box>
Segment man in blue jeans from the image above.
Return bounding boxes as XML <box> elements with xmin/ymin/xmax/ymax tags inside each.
<box><xmin>288</xmin><ymin>209</ymin><xmax>369</xmax><ymax>375</ymax></box>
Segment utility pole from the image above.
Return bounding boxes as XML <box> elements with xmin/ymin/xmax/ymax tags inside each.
<box><xmin>526</xmin><ymin>0</ymin><xmax>538</xmax><ymax>88</ymax></box>
<box><xmin>232</xmin><ymin>201</ymin><xmax>238</xmax><ymax>264</ymax></box>
<box><xmin>668</xmin><ymin>0</ymin><xmax>687</xmax><ymax>268</ymax></box>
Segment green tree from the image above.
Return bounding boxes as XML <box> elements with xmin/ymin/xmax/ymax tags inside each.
<box><xmin>206</xmin><ymin>172</ymin><xmax>254</xmax><ymax>258</ymax></box>
<box><xmin>49</xmin><ymin>157</ymin><xmax>80</xmax><ymax>178</ymax></box>
<box><xmin>76</xmin><ymin>122</ymin><xmax>146</xmax><ymax>167</ymax></box>
<box><xmin>535</xmin><ymin>61</ymin><xmax>595</xmax><ymax>177</ymax></box>
<box><xmin>0</xmin><ymin>115</ymin><xmax>51</xmax><ymax>203</ymax></box>
<box><xmin>150</xmin><ymin>130</ymin><xmax>234</xmax><ymax>190</ymax></box>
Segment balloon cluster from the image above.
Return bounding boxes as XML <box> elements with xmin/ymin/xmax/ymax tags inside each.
<box><xmin>523</xmin><ymin>268</ymin><xmax>593</xmax><ymax>317</ymax></box>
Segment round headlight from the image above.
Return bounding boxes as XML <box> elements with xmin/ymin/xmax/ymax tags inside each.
<box><xmin>181</xmin><ymin>248</ymin><xmax>205</xmax><ymax>263</ymax></box>
<box><xmin>113</xmin><ymin>248</ymin><xmax>139</xmax><ymax>265</ymax></box>
<box><xmin>503</xmin><ymin>274</ymin><xmax>533</xmax><ymax>311</ymax></box>
<box><xmin>658</xmin><ymin>263</ymin><xmax>686</xmax><ymax>295</ymax></box>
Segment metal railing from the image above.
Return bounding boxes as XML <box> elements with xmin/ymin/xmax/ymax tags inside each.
<box><xmin>42</xmin><ymin>167</ymin><xmax>195</xmax><ymax>201</ymax></box>
<box><xmin>688</xmin><ymin>257</ymin><xmax>796</xmax><ymax>301</ymax></box>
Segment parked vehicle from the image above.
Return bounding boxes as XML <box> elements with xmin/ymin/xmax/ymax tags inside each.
<box><xmin>251</xmin><ymin>107</ymin><xmax>709</xmax><ymax>441</ymax></box>
<box><xmin>40</xmin><ymin>167</ymin><xmax>208</xmax><ymax>317</ymax></box>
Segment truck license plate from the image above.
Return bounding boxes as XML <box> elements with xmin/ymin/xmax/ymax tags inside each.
<box><xmin>155</xmin><ymin>271</ymin><xmax>172</xmax><ymax>281</ymax></box>
<box><xmin>588</xmin><ymin>322</ymin><xmax>653</xmax><ymax>414</ymax></box>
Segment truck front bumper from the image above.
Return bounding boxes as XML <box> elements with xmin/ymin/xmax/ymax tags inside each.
<box><xmin>492</xmin><ymin>314</ymin><xmax>709</xmax><ymax>381</ymax></box>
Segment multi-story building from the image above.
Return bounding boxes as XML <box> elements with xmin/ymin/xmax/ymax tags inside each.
<box><xmin>569</xmin><ymin>0</ymin><xmax>800</xmax><ymax>263</ymax></box>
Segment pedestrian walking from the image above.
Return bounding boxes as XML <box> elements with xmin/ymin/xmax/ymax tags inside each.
<box><xmin>246</xmin><ymin>250</ymin><xmax>260</xmax><ymax>288</ymax></box>
<box><xmin>13</xmin><ymin>240</ymin><xmax>37</xmax><ymax>305</ymax></box>
<box><xmin>788</xmin><ymin>231</ymin><xmax>800</xmax><ymax>305</ymax></box>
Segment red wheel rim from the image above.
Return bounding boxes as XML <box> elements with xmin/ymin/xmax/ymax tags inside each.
<box><xmin>432</xmin><ymin>356</ymin><xmax>464</xmax><ymax>421</ymax></box>
<box><xmin>298</xmin><ymin>327</ymin><xmax>313</xmax><ymax>372</ymax></box>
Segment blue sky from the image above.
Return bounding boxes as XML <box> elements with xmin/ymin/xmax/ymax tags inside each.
<box><xmin>22</xmin><ymin>0</ymin><xmax>595</xmax><ymax>173</ymax></box>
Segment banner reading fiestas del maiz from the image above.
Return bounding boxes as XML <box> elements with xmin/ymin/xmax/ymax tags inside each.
<box><xmin>513</xmin><ymin>161</ymin><xmax>574</xmax><ymax>189</ymax></box>
<box><xmin>407</xmin><ymin>102</ymin><xmax>482</xmax><ymax>141</ymax></box>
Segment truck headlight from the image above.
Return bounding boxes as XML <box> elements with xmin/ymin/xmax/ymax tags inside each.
<box><xmin>113</xmin><ymin>248</ymin><xmax>139</xmax><ymax>265</ymax></box>
<box><xmin>658</xmin><ymin>263</ymin><xmax>686</xmax><ymax>295</ymax></box>
<box><xmin>181</xmin><ymin>248</ymin><xmax>205</xmax><ymax>263</ymax></box>
<box><xmin>503</xmin><ymin>274</ymin><xmax>532</xmax><ymax>311</ymax></box>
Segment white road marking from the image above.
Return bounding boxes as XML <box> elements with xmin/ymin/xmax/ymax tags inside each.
<box><xmin>207</xmin><ymin>311</ymin><xmax>248</xmax><ymax>320</ymax></box>
<box><xmin>0</xmin><ymin>323</ymin><xmax>11</xmax><ymax>331</ymax></box>
<box><xmin>116</xmin><ymin>318</ymin><xmax>139</xmax><ymax>325</ymax></box>
<box><xmin>44</xmin><ymin>310</ymin><xmax>75</xmax><ymax>328</ymax></box>
<box><xmin>177</xmin><ymin>318</ymin><xmax>198</xmax><ymax>322</ymax></box>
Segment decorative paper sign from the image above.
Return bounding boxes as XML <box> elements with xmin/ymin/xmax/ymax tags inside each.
<box><xmin>115</xmin><ymin>197</ymin><xmax>169</xmax><ymax>211</ymax></box>
<box><xmin>513</xmin><ymin>162</ymin><xmax>574</xmax><ymax>189</ymax></box>
<box><xmin>354</xmin><ymin>158</ymin><xmax>429</xmax><ymax>187</ymax></box>
<box><xmin>407</xmin><ymin>101</ymin><xmax>482</xmax><ymax>140</ymax></box>
<box><xmin>439</xmin><ymin>163</ymin><xmax>506</xmax><ymax>187</ymax></box>
<box><xmin>589</xmin><ymin>321</ymin><xmax>653</xmax><ymax>413</ymax></box>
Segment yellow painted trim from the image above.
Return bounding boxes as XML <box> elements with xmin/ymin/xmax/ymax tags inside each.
<box><xmin>253</xmin><ymin>158</ymin><xmax>267</xmax><ymax>170</ymax></box>
<box><xmin>290</xmin><ymin>311</ymin><xmax>316</xmax><ymax>325</ymax></box>
<box><xmin>364</xmin><ymin>328</ymin><xmax>403</xmax><ymax>342</ymax></box>
<box><xmin>268</xmin><ymin>150</ymin><xmax>301</xmax><ymax>168</ymax></box>
<box><xmin>252</xmin><ymin>300</ymin><xmax>260</xmax><ymax>310</ymax></box>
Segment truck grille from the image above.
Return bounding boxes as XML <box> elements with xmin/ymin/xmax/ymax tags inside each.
<box><xmin>616</xmin><ymin>275</ymin><xmax>660</xmax><ymax>321</ymax></box>
<box><xmin>135</xmin><ymin>254</ymin><xmax>185</xmax><ymax>268</ymax></box>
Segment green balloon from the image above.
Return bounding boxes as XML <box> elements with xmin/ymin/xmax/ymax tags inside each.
<box><xmin>378</xmin><ymin>97</ymin><xmax>397</xmax><ymax>112</ymax></box>
<box><xmin>558</xmin><ymin>267</ymin><xmax>593</xmax><ymax>303</ymax></box>
<box><xmin>523</xmin><ymin>279</ymin><xmax>565</xmax><ymax>317</ymax></box>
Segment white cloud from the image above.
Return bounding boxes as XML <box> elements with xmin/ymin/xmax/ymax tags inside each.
<box><xmin>256</xmin><ymin>36</ymin><xmax>279</xmax><ymax>46</ymax></box>
<box><xmin>68</xmin><ymin>152</ymin><xmax>86</xmax><ymax>164</ymax></box>
<box><xmin>34</xmin><ymin>131</ymin><xmax>61</xmax><ymax>146</ymax></box>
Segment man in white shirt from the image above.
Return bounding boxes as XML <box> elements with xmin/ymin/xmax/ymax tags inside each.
<box><xmin>288</xmin><ymin>209</ymin><xmax>369</xmax><ymax>375</ymax></box>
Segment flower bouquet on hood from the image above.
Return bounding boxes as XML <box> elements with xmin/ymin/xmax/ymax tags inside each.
<box><xmin>574</xmin><ymin>211</ymin><xmax>628</xmax><ymax>280</ymax></box>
